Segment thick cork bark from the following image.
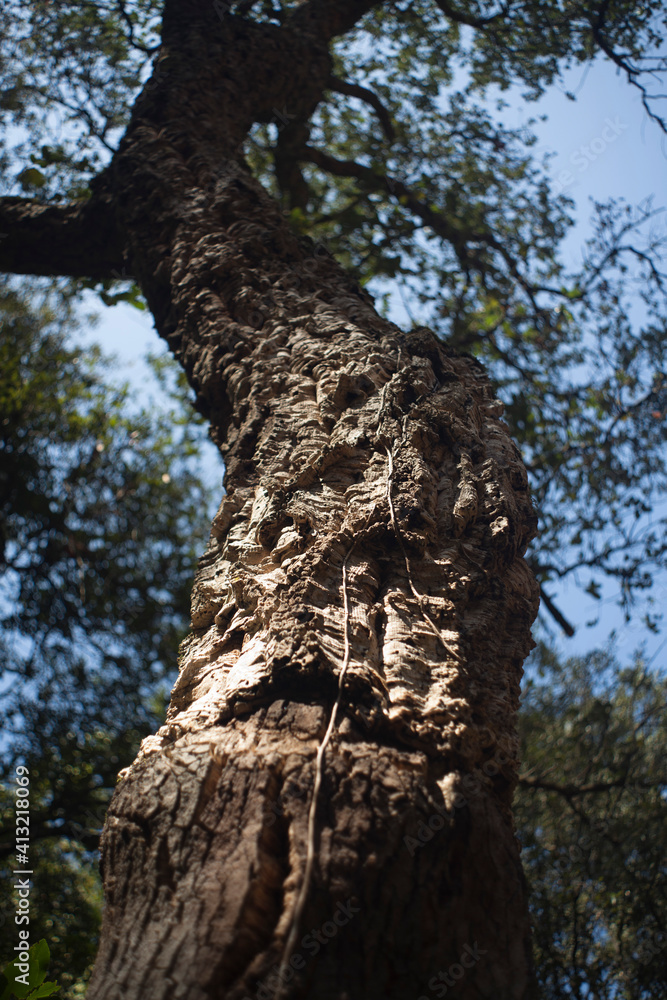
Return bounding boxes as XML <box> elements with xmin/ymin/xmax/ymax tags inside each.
<box><xmin>75</xmin><ymin>6</ymin><xmax>540</xmax><ymax>998</ymax></box>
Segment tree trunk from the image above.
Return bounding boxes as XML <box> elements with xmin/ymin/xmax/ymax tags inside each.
<box><xmin>74</xmin><ymin>7</ymin><xmax>541</xmax><ymax>998</ymax></box>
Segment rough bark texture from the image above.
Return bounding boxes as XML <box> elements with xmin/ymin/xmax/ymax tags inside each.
<box><xmin>88</xmin><ymin>315</ymin><xmax>540</xmax><ymax>994</ymax></box>
<box><xmin>4</xmin><ymin>4</ymin><xmax>541</xmax><ymax>997</ymax></box>
<box><xmin>0</xmin><ymin>196</ymin><xmax>123</xmax><ymax>278</ymax></box>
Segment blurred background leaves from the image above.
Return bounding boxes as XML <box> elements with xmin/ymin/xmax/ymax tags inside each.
<box><xmin>0</xmin><ymin>0</ymin><xmax>666</xmax><ymax>996</ymax></box>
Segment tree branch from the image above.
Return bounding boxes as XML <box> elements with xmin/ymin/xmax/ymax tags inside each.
<box><xmin>327</xmin><ymin>75</ymin><xmax>395</xmax><ymax>142</ymax></box>
<box><xmin>0</xmin><ymin>196</ymin><xmax>124</xmax><ymax>279</ymax></box>
<box><xmin>302</xmin><ymin>144</ymin><xmax>500</xmax><ymax>276</ymax></box>
<box><xmin>432</xmin><ymin>0</ymin><xmax>509</xmax><ymax>30</ymax></box>
<box><xmin>303</xmin><ymin>146</ymin><xmax>463</xmax><ymax>237</ymax></box>
<box><xmin>302</xmin><ymin>146</ymin><xmax>576</xmax><ymax>312</ymax></box>
<box><xmin>274</xmin><ymin>119</ymin><xmax>312</xmax><ymax>210</ymax></box>
<box><xmin>539</xmin><ymin>585</ymin><xmax>576</xmax><ymax>637</ymax></box>
<box><xmin>589</xmin><ymin>1</ymin><xmax>667</xmax><ymax>132</ymax></box>
<box><xmin>518</xmin><ymin>774</ymin><xmax>664</xmax><ymax>797</ymax></box>
<box><xmin>286</xmin><ymin>0</ymin><xmax>386</xmax><ymax>41</ymax></box>
<box><xmin>115</xmin><ymin>0</ymin><xmax>160</xmax><ymax>55</ymax></box>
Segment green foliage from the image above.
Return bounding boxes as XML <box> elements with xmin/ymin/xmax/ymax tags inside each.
<box><xmin>0</xmin><ymin>281</ymin><xmax>210</xmax><ymax>694</ymax></box>
<box><xmin>0</xmin><ymin>787</ymin><xmax>102</xmax><ymax>996</ymax></box>
<box><xmin>517</xmin><ymin>644</ymin><xmax>667</xmax><ymax>999</ymax></box>
<box><xmin>0</xmin><ymin>278</ymin><xmax>217</xmax><ymax>995</ymax></box>
<box><xmin>0</xmin><ymin>1</ymin><xmax>162</xmax><ymax>198</ymax></box>
<box><xmin>244</xmin><ymin>2</ymin><xmax>667</xmax><ymax>622</ymax></box>
<box><xmin>1</xmin><ymin>2</ymin><xmax>666</xmax><ymax>995</ymax></box>
<box><xmin>1</xmin><ymin>0</ymin><xmax>666</xmax><ymax>621</ymax></box>
<box><xmin>0</xmin><ymin>939</ymin><xmax>58</xmax><ymax>1000</ymax></box>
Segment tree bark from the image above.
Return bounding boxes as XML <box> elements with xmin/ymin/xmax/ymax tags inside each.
<box><xmin>87</xmin><ymin>250</ymin><xmax>540</xmax><ymax>994</ymax></box>
<box><xmin>88</xmin><ymin>255</ymin><xmax>540</xmax><ymax>995</ymax></box>
<box><xmin>0</xmin><ymin>196</ymin><xmax>123</xmax><ymax>278</ymax></box>
<box><xmin>4</xmin><ymin>5</ymin><xmax>541</xmax><ymax>997</ymax></box>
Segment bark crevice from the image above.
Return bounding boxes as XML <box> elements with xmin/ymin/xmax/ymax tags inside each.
<box><xmin>60</xmin><ymin>14</ymin><xmax>544</xmax><ymax>995</ymax></box>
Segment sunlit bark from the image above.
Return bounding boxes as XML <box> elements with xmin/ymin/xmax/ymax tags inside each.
<box><xmin>2</xmin><ymin>3</ymin><xmax>541</xmax><ymax>996</ymax></box>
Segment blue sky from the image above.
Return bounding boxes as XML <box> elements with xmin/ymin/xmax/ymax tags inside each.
<box><xmin>79</xmin><ymin>51</ymin><xmax>667</xmax><ymax>669</ymax></box>
<box><xmin>506</xmin><ymin>59</ymin><xmax>667</xmax><ymax>666</ymax></box>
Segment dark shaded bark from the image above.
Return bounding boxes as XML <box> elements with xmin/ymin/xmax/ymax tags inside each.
<box><xmin>0</xmin><ymin>195</ymin><xmax>123</xmax><ymax>278</ymax></box>
<box><xmin>4</xmin><ymin>4</ymin><xmax>540</xmax><ymax>997</ymax></box>
<box><xmin>92</xmin><ymin>704</ymin><xmax>536</xmax><ymax>1000</ymax></box>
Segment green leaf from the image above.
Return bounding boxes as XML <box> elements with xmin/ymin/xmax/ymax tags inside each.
<box><xmin>28</xmin><ymin>982</ymin><xmax>59</xmax><ymax>999</ymax></box>
<box><xmin>0</xmin><ymin>940</ymin><xmax>52</xmax><ymax>1000</ymax></box>
<box><xmin>17</xmin><ymin>168</ymin><xmax>47</xmax><ymax>190</ymax></box>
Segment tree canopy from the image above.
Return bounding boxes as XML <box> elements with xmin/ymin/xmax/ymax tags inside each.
<box><xmin>0</xmin><ymin>0</ymin><xmax>666</xmax><ymax>996</ymax></box>
<box><xmin>0</xmin><ymin>277</ymin><xmax>214</xmax><ymax>996</ymax></box>
<box><xmin>516</xmin><ymin>643</ymin><xmax>667</xmax><ymax>1000</ymax></box>
<box><xmin>1</xmin><ymin>0</ymin><xmax>665</xmax><ymax>632</ymax></box>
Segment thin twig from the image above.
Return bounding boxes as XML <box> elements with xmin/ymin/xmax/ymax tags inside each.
<box><xmin>327</xmin><ymin>74</ymin><xmax>395</xmax><ymax>142</ymax></box>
